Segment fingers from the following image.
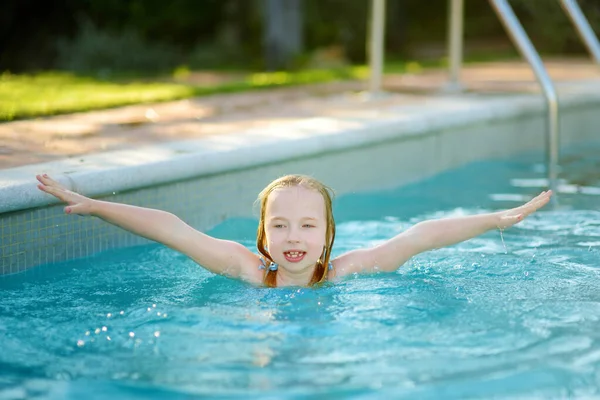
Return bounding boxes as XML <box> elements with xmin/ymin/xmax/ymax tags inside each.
<box><xmin>520</xmin><ymin>190</ymin><xmax>551</xmax><ymax>209</ymax></box>
<box><xmin>508</xmin><ymin>191</ymin><xmax>551</xmax><ymax>223</ymax></box>
<box><xmin>36</xmin><ymin>174</ymin><xmax>73</xmax><ymax>203</ymax></box>
<box><xmin>38</xmin><ymin>183</ymin><xmax>69</xmax><ymax>203</ymax></box>
<box><xmin>498</xmin><ymin>213</ymin><xmax>523</xmax><ymax>228</ymax></box>
<box><xmin>527</xmin><ymin>190</ymin><xmax>551</xmax><ymax>204</ymax></box>
<box><xmin>36</xmin><ymin>174</ymin><xmax>66</xmax><ymax>190</ymax></box>
<box><xmin>499</xmin><ymin>190</ymin><xmax>552</xmax><ymax>228</ymax></box>
<box><xmin>65</xmin><ymin>203</ymin><xmax>87</xmax><ymax>215</ymax></box>
<box><xmin>534</xmin><ymin>190</ymin><xmax>552</xmax><ymax>201</ymax></box>
<box><xmin>35</xmin><ymin>174</ymin><xmax>92</xmax><ymax>216</ymax></box>
<box><xmin>524</xmin><ymin>190</ymin><xmax>552</xmax><ymax>211</ymax></box>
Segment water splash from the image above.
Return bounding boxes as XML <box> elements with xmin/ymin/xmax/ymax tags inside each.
<box><xmin>499</xmin><ymin>228</ymin><xmax>508</xmax><ymax>254</ymax></box>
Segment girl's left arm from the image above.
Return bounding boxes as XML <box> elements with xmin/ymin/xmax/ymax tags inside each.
<box><xmin>333</xmin><ymin>190</ymin><xmax>552</xmax><ymax>276</ymax></box>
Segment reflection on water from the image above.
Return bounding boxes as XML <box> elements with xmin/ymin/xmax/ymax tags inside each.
<box><xmin>1</xmin><ymin>146</ymin><xmax>600</xmax><ymax>399</ymax></box>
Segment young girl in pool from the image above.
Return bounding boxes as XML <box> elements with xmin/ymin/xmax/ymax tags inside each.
<box><xmin>36</xmin><ymin>173</ymin><xmax>552</xmax><ymax>288</ymax></box>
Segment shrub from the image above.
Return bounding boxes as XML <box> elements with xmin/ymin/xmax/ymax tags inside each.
<box><xmin>55</xmin><ymin>19</ymin><xmax>181</xmax><ymax>74</ymax></box>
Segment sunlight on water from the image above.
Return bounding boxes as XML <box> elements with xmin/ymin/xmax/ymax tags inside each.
<box><xmin>2</xmin><ymin>146</ymin><xmax>600</xmax><ymax>399</ymax></box>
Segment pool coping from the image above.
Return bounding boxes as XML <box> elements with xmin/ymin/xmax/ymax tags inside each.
<box><xmin>2</xmin><ymin>79</ymin><xmax>600</xmax><ymax>215</ymax></box>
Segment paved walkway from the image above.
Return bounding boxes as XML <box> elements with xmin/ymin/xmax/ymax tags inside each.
<box><xmin>1</xmin><ymin>59</ymin><xmax>599</xmax><ymax>170</ymax></box>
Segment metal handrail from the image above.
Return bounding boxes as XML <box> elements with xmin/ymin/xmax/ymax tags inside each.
<box><xmin>489</xmin><ymin>0</ymin><xmax>560</xmax><ymax>195</ymax></box>
<box><xmin>368</xmin><ymin>0</ymin><xmax>386</xmax><ymax>95</ymax></box>
<box><xmin>560</xmin><ymin>0</ymin><xmax>600</xmax><ymax>64</ymax></box>
<box><xmin>446</xmin><ymin>0</ymin><xmax>464</xmax><ymax>92</ymax></box>
<box><xmin>446</xmin><ymin>0</ymin><xmax>600</xmax><ymax>86</ymax></box>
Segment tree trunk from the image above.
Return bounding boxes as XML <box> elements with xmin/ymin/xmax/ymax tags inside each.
<box><xmin>263</xmin><ymin>0</ymin><xmax>303</xmax><ymax>70</ymax></box>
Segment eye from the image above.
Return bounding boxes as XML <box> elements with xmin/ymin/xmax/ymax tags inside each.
<box><xmin>303</xmin><ymin>224</ymin><xmax>316</xmax><ymax>228</ymax></box>
<box><xmin>274</xmin><ymin>224</ymin><xmax>285</xmax><ymax>228</ymax></box>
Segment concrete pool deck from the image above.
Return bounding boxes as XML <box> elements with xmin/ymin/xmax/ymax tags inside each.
<box><xmin>2</xmin><ymin>59</ymin><xmax>600</xmax><ymax>211</ymax></box>
<box><xmin>1</xmin><ymin>60</ymin><xmax>599</xmax><ymax>171</ymax></box>
<box><xmin>1</xmin><ymin>59</ymin><xmax>600</xmax><ymax>274</ymax></box>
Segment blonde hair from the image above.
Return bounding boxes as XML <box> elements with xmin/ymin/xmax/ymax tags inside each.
<box><xmin>256</xmin><ymin>175</ymin><xmax>336</xmax><ymax>287</ymax></box>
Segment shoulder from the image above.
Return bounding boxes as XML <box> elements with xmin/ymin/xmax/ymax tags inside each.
<box><xmin>328</xmin><ymin>248</ymin><xmax>377</xmax><ymax>279</ymax></box>
<box><xmin>212</xmin><ymin>241</ymin><xmax>264</xmax><ymax>285</ymax></box>
<box><xmin>236</xmin><ymin>249</ymin><xmax>266</xmax><ymax>285</ymax></box>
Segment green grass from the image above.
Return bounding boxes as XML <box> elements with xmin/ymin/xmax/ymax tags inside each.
<box><xmin>0</xmin><ymin>52</ymin><xmax>521</xmax><ymax>122</ymax></box>
<box><xmin>0</xmin><ymin>67</ymin><xmax>369</xmax><ymax>122</ymax></box>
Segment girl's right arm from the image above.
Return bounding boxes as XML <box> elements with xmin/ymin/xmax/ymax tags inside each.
<box><xmin>36</xmin><ymin>174</ymin><xmax>262</xmax><ymax>282</ymax></box>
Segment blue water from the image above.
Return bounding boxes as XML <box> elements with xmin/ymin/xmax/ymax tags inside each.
<box><xmin>2</xmin><ymin>147</ymin><xmax>600</xmax><ymax>399</ymax></box>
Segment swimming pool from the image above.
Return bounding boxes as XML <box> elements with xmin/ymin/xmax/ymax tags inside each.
<box><xmin>2</xmin><ymin>146</ymin><xmax>600</xmax><ymax>399</ymax></box>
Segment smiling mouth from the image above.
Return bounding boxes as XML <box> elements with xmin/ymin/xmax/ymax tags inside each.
<box><xmin>284</xmin><ymin>251</ymin><xmax>306</xmax><ymax>262</ymax></box>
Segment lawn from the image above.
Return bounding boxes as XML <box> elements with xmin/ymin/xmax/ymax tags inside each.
<box><xmin>0</xmin><ymin>53</ymin><xmax>518</xmax><ymax>122</ymax></box>
<box><xmin>0</xmin><ymin>67</ymin><xmax>370</xmax><ymax>122</ymax></box>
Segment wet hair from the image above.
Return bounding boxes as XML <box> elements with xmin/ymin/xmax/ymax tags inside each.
<box><xmin>255</xmin><ymin>175</ymin><xmax>336</xmax><ymax>287</ymax></box>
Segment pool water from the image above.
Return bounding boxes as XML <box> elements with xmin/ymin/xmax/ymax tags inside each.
<box><xmin>2</xmin><ymin>148</ymin><xmax>600</xmax><ymax>399</ymax></box>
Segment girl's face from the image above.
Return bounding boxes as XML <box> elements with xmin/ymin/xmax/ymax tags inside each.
<box><xmin>264</xmin><ymin>186</ymin><xmax>328</xmax><ymax>272</ymax></box>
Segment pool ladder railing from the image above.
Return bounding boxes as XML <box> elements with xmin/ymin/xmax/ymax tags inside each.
<box><xmin>447</xmin><ymin>0</ymin><xmax>600</xmax><ymax>196</ymax></box>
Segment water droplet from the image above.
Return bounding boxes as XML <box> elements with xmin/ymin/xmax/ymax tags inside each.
<box><xmin>163</xmin><ymin>313</ymin><xmax>168</xmax><ymax>318</ymax></box>
<box><xmin>129</xmin><ymin>332</ymin><xmax>135</xmax><ymax>338</ymax></box>
<box><xmin>94</xmin><ymin>328</ymin><xmax>101</xmax><ymax>334</ymax></box>
<box><xmin>85</xmin><ymin>331</ymin><xmax>90</xmax><ymax>336</ymax></box>
<box><xmin>499</xmin><ymin>228</ymin><xmax>508</xmax><ymax>254</ymax></box>
<box><xmin>106</xmin><ymin>336</ymin><xmax>111</xmax><ymax>341</ymax></box>
<box><xmin>154</xmin><ymin>331</ymin><xmax>160</xmax><ymax>338</ymax></box>
<box><xmin>157</xmin><ymin>312</ymin><xmax>161</xmax><ymax>316</ymax></box>
<box><xmin>102</xmin><ymin>326</ymin><xmax>107</xmax><ymax>332</ymax></box>
<box><xmin>106</xmin><ymin>313</ymin><xmax>112</xmax><ymax>318</ymax></box>
<box><xmin>152</xmin><ymin>304</ymin><xmax>156</xmax><ymax>308</ymax></box>
<box><xmin>77</xmin><ymin>340</ymin><xmax>85</xmax><ymax>347</ymax></box>
<box><xmin>147</xmin><ymin>308</ymin><xmax>152</xmax><ymax>312</ymax></box>
<box><xmin>120</xmin><ymin>311</ymin><xmax>124</xmax><ymax>315</ymax></box>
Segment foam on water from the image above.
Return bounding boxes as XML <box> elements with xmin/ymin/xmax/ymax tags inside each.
<box><xmin>2</xmin><ymin>147</ymin><xmax>600</xmax><ymax>399</ymax></box>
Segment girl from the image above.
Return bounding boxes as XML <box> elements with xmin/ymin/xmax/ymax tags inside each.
<box><xmin>36</xmin><ymin>173</ymin><xmax>552</xmax><ymax>288</ymax></box>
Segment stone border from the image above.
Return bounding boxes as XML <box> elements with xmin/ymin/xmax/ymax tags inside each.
<box><xmin>3</xmin><ymin>80</ymin><xmax>599</xmax><ymax>214</ymax></box>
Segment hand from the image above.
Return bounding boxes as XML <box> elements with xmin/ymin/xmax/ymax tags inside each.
<box><xmin>36</xmin><ymin>174</ymin><xmax>94</xmax><ymax>215</ymax></box>
<box><xmin>497</xmin><ymin>190</ymin><xmax>553</xmax><ymax>229</ymax></box>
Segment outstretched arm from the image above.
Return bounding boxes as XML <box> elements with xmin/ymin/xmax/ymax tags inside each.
<box><xmin>333</xmin><ymin>190</ymin><xmax>553</xmax><ymax>276</ymax></box>
<box><xmin>36</xmin><ymin>174</ymin><xmax>260</xmax><ymax>281</ymax></box>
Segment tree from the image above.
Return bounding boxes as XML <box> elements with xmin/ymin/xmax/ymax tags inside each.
<box><xmin>262</xmin><ymin>0</ymin><xmax>304</xmax><ymax>70</ymax></box>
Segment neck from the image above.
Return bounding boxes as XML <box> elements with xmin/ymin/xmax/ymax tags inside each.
<box><xmin>276</xmin><ymin>264</ymin><xmax>316</xmax><ymax>287</ymax></box>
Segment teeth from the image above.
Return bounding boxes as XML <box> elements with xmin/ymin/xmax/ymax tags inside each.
<box><xmin>286</xmin><ymin>251</ymin><xmax>302</xmax><ymax>258</ymax></box>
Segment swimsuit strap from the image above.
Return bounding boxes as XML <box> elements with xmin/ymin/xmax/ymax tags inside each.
<box><xmin>258</xmin><ymin>257</ymin><xmax>278</xmax><ymax>271</ymax></box>
<box><xmin>259</xmin><ymin>257</ymin><xmax>334</xmax><ymax>271</ymax></box>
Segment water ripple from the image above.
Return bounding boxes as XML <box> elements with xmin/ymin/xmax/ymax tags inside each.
<box><xmin>2</xmin><ymin>157</ymin><xmax>600</xmax><ymax>398</ymax></box>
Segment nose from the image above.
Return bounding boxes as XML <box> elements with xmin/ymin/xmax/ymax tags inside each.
<box><xmin>286</xmin><ymin>226</ymin><xmax>301</xmax><ymax>243</ymax></box>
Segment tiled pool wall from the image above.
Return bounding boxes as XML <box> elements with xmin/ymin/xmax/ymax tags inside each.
<box><xmin>1</xmin><ymin>100</ymin><xmax>599</xmax><ymax>275</ymax></box>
